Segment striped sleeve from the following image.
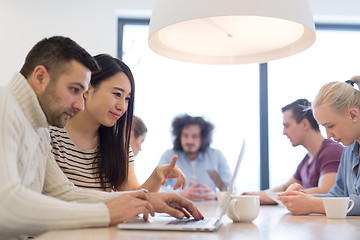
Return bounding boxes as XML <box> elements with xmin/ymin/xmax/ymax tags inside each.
<box><xmin>50</xmin><ymin>127</ymin><xmax>112</xmax><ymax>192</ymax></box>
<box><xmin>128</xmin><ymin>146</ymin><xmax>135</xmax><ymax>165</ymax></box>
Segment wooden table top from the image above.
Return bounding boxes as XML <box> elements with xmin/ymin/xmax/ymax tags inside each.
<box><xmin>35</xmin><ymin>200</ymin><xmax>360</xmax><ymax>240</ymax></box>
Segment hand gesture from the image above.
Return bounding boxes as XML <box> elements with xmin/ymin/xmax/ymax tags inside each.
<box><xmin>156</xmin><ymin>155</ymin><xmax>187</xmax><ymax>190</ymax></box>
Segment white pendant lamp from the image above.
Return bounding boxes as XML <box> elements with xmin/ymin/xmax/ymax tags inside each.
<box><xmin>148</xmin><ymin>0</ymin><xmax>316</xmax><ymax>64</ymax></box>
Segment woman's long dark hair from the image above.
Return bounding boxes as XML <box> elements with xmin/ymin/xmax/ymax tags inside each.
<box><xmin>91</xmin><ymin>54</ymin><xmax>135</xmax><ymax>191</ymax></box>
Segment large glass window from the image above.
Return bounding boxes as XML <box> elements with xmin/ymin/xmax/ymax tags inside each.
<box><xmin>268</xmin><ymin>25</ymin><xmax>360</xmax><ymax>187</ymax></box>
<box><xmin>121</xmin><ymin>20</ymin><xmax>259</xmax><ymax>193</ymax></box>
<box><xmin>119</xmin><ymin>20</ymin><xmax>360</xmax><ymax>192</ymax></box>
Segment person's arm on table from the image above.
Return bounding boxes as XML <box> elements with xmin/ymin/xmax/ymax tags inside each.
<box><xmin>244</xmin><ymin>177</ymin><xmax>300</xmax><ymax>203</ymax></box>
<box><xmin>281</xmin><ymin>164</ymin><xmax>356</xmax><ymax>216</ymax></box>
<box><xmin>280</xmin><ymin>177</ymin><xmax>334</xmax><ymax>215</ymax></box>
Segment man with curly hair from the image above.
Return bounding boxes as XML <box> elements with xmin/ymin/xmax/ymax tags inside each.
<box><xmin>159</xmin><ymin>114</ymin><xmax>231</xmax><ymax>200</ymax></box>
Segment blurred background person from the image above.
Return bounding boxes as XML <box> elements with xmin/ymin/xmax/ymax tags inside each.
<box><xmin>130</xmin><ymin>115</ymin><xmax>147</xmax><ymax>157</ymax></box>
<box><xmin>159</xmin><ymin>114</ymin><xmax>232</xmax><ymax>200</ymax></box>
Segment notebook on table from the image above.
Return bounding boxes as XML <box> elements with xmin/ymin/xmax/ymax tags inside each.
<box><xmin>117</xmin><ymin>139</ymin><xmax>245</xmax><ymax>232</ymax></box>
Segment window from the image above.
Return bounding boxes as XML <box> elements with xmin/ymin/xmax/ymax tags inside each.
<box><xmin>268</xmin><ymin>24</ymin><xmax>360</xmax><ymax>187</ymax></box>
<box><xmin>119</xmin><ymin>19</ymin><xmax>360</xmax><ymax>192</ymax></box>
<box><xmin>120</xmin><ymin>19</ymin><xmax>259</xmax><ymax>193</ymax></box>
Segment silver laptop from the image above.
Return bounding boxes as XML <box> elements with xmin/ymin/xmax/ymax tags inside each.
<box><xmin>117</xmin><ymin>139</ymin><xmax>245</xmax><ymax>232</ymax></box>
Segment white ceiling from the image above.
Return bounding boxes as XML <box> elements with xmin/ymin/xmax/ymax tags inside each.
<box><xmin>121</xmin><ymin>0</ymin><xmax>360</xmax><ymax>24</ymax></box>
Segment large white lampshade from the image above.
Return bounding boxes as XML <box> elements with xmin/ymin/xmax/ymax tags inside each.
<box><xmin>148</xmin><ymin>0</ymin><xmax>316</xmax><ymax>64</ymax></box>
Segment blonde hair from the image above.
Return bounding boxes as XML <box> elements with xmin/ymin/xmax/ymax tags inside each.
<box><xmin>313</xmin><ymin>79</ymin><xmax>360</xmax><ymax>114</ymax></box>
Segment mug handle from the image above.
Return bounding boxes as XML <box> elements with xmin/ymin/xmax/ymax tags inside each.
<box><xmin>347</xmin><ymin>199</ymin><xmax>355</xmax><ymax>214</ymax></box>
<box><xmin>229</xmin><ymin>199</ymin><xmax>240</xmax><ymax>221</ymax></box>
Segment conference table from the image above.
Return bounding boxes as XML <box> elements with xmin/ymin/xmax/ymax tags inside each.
<box><xmin>36</xmin><ymin>200</ymin><xmax>360</xmax><ymax>240</ymax></box>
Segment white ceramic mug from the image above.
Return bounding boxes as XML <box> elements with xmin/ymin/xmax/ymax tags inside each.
<box><xmin>227</xmin><ymin>195</ymin><xmax>260</xmax><ymax>222</ymax></box>
<box><xmin>322</xmin><ymin>197</ymin><xmax>354</xmax><ymax>219</ymax></box>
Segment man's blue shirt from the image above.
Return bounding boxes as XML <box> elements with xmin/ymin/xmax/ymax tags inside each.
<box><xmin>158</xmin><ymin>148</ymin><xmax>232</xmax><ymax>191</ymax></box>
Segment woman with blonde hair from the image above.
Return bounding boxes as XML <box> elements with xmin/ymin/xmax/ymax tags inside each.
<box><xmin>279</xmin><ymin>76</ymin><xmax>360</xmax><ymax>216</ymax></box>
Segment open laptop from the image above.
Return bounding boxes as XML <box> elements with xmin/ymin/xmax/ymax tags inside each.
<box><xmin>207</xmin><ymin>169</ymin><xmax>227</xmax><ymax>191</ymax></box>
<box><xmin>117</xmin><ymin>139</ymin><xmax>245</xmax><ymax>232</ymax></box>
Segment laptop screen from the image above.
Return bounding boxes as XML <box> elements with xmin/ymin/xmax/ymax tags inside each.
<box><xmin>217</xmin><ymin>139</ymin><xmax>245</xmax><ymax>218</ymax></box>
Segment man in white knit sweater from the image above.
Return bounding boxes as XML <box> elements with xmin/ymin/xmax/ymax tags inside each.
<box><xmin>0</xmin><ymin>36</ymin><xmax>203</xmax><ymax>240</ymax></box>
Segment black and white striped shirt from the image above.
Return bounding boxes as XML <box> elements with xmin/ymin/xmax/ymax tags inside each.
<box><xmin>50</xmin><ymin>126</ymin><xmax>134</xmax><ymax>192</ymax></box>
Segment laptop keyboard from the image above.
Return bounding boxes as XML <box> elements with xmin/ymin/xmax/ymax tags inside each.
<box><xmin>167</xmin><ymin>218</ymin><xmax>212</xmax><ymax>226</ymax></box>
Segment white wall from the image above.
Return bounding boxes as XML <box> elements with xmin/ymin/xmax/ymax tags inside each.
<box><xmin>310</xmin><ymin>0</ymin><xmax>360</xmax><ymax>23</ymax></box>
<box><xmin>0</xmin><ymin>0</ymin><xmax>156</xmax><ymax>86</ymax></box>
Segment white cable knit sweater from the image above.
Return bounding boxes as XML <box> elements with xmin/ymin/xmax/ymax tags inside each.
<box><xmin>0</xmin><ymin>73</ymin><xmax>127</xmax><ymax>240</ymax></box>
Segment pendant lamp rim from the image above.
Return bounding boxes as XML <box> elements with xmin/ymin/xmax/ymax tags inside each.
<box><xmin>148</xmin><ymin>0</ymin><xmax>316</xmax><ymax>64</ymax></box>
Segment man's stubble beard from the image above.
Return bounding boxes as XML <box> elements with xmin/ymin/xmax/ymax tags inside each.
<box><xmin>37</xmin><ymin>81</ymin><xmax>69</xmax><ymax>128</ymax></box>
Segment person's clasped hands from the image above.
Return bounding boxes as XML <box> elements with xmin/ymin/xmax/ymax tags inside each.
<box><xmin>180</xmin><ymin>183</ymin><xmax>216</xmax><ymax>200</ymax></box>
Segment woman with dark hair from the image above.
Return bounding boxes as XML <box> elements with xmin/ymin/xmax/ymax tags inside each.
<box><xmin>50</xmin><ymin>54</ymin><xmax>186</xmax><ymax>192</ymax></box>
